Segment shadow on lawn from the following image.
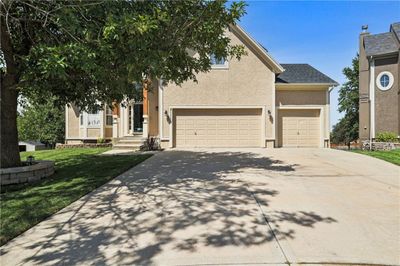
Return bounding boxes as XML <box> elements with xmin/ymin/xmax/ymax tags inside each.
<box><xmin>0</xmin><ymin>152</ymin><xmax>150</xmax><ymax>246</ymax></box>
<box><xmin>1</xmin><ymin>153</ymin><xmax>99</xmax><ymax>194</ymax></box>
<box><xmin>1</xmin><ymin>150</ymin><xmax>337</xmax><ymax>265</ymax></box>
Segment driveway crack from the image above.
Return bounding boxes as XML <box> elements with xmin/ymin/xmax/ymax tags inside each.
<box><xmin>246</xmin><ymin>183</ymin><xmax>291</xmax><ymax>266</ymax></box>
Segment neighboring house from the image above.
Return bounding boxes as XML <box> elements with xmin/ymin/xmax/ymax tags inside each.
<box><xmin>19</xmin><ymin>141</ymin><xmax>47</xmax><ymax>152</ymax></box>
<box><xmin>65</xmin><ymin>25</ymin><xmax>337</xmax><ymax>148</ymax></box>
<box><xmin>359</xmin><ymin>22</ymin><xmax>400</xmax><ymax>141</ymax></box>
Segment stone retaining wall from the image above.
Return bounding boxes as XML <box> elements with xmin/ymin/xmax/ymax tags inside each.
<box><xmin>56</xmin><ymin>143</ymin><xmax>112</xmax><ymax>149</ymax></box>
<box><xmin>362</xmin><ymin>141</ymin><xmax>400</xmax><ymax>151</ymax></box>
<box><xmin>0</xmin><ymin>160</ymin><xmax>55</xmax><ymax>185</ymax></box>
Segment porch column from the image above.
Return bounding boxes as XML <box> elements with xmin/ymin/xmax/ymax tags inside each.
<box><xmin>112</xmin><ymin>102</ymin><xmax>120</xmax><ymax>138</ymax></box>
<box><xmin>142</xmin><ymin>81</ymin><xmax>149</xmax><ymax>137</ymax></box>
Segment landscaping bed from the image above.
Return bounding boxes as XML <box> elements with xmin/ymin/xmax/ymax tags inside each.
<box><xmin>0</xmin><ymin>148</ymin><xmax>152</xmax><ymax>246</ymax></box>
<box><xmin>353</xmin><ymin>149</ymin><xmax>400</xmax><ymax>166</ymax></box>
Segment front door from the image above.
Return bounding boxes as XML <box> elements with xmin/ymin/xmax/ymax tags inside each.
<box><xmin>128</xmin><ymin>103</ymin><xmax>143</xmax><ymax>133</ymax></box>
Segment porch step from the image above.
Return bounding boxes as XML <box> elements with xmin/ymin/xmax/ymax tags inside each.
<box><xmin>113</xmin><ymin>144</ymin><xmax>142</xmax><ymax>150</ymax></box>
<box><xmin>116</xmin><ymin>139</ymin><xmax>145</xmax><ymax>144</ymax></box>
<box><xmin>112</xmin><ymin>135</ymin><xmax>146</xmax><ymax>151</ymax></box>
<box><xmin>120</xmin><ymin>135</ymin><xmax>145</xmax><ymax>140</ymax></box>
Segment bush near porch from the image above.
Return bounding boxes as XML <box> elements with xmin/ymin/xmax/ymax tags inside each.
<box><xmin>0</xmin><ymin>148</ymin><xmax>152</xmax><ymax>246</ymax></box>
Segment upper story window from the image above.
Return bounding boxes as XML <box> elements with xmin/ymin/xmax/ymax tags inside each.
<box><xmin>376</xmin><ymin>71</ymin><xmax>394</xmax><ymax>91</ymax></box>
<box><xmin>380</xmin><ymin>74</ymin><xmax>389</xmax><ymax>87</ymax></box>
<box><xmin>210</xmin><ymin>54</ymin><xmax>228</xmax><ymax>69</ymax></box>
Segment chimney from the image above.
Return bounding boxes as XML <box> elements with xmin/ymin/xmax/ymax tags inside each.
<box><xmin>361</xmin><ymin>25</ymin><xmax>368</xmax><ymax>33</ymax></box>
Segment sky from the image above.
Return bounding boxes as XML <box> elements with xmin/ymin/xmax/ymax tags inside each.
<box><xmin>237</xmin><ymin>0</ymin><xmax>400</xmax><ymax>130</ymax></box>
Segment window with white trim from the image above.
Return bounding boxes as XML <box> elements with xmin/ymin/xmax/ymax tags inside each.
<box><xmin>106</xmin><ymin>106</ymin><xmax>113</xmax><ymax>126</ymax></box>
<box><xmin>86</xmin><ymin>111</ymin><xmax>100</xmax><ymax>128</ymax></box>
<box><xmin>79</xmin><ymin>110</ymin><xmax>101</xmax><ymax>128</ymax></box>
<box><xmin>210</xmin><ymin>54</ymin><xmax>228</xmax><ymax>69</ymax></box>
<box><xmin>376</xmin><ymin>71</ymin><xmax>394</xmax><ymax>91</ymax></box>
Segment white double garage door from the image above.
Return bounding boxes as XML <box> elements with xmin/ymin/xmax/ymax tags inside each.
<box><xmin>173</xmin><ymin>108</ymin><xmax>321</xmax><ymax>148</ymax></box>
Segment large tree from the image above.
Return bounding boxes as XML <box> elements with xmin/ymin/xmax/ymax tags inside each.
<box><xmin>0</xmin><ymin>0</ymin><xmax>246</xmax><ymax>168</ymax></box>
<box><xmin>331</xmin><ymin>55</ymin><xmax>359</xmax><ymax>148</ymax></box>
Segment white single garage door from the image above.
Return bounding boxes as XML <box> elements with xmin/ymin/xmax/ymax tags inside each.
<box><xmin>174</xmin><ymin>109</ymin><xmax>262</xmax><ymax>148</ymax></box>
<box><xmin>279</xmin><ymin>109</ymin><xmax>320</xmax><ymax>147</ymax></box>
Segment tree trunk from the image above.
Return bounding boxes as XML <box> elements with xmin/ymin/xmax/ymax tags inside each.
<box><xmin>0</xmin><ymin>78</ymin><xmax>20</xmax><ymax>168</ymax></box>
<box><xmin>1</xmin><ymin>15</ymin><xmax>21</xmax><ymax>168</ymax></box>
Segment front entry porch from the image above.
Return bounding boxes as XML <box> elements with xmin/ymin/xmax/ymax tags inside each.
<box><xmin>116</xmin><ymin>101</ymin><xmax>147</xmax><ymax>139</ymax></box>
<box><xmin>112</xmin><ymin>99</ymin><xmax>149</xmax><ymax>151</ymax></box>
<box><xmin>111</xmin><ymin>83</ymin><xmax>152</xmax><ymax>150</ymax></box>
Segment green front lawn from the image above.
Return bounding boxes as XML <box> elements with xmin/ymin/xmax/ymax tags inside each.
<box><xmin>0</xmin><ymin>148</ymin><xmax>152</xmax><ymax>246</ymax></box>
<box><xmin>353</xmin><ymin>149</ymin><xmax>400</xmax><ymax>166</ymax></box>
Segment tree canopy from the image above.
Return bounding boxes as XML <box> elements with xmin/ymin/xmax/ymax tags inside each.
<box><xmin>330</xmin><ymin>55</ymin><xmax>359</xmax><ymax>148</ymax></box>
<box><xmin>1</xmin><ymin>0</ymin><xmax>247</xmax><ymax>167</ymax></box>
<box><xmin>3</xmin><ymin>0</ymin><xmax>246</xmax><ymax>109</ymax></box>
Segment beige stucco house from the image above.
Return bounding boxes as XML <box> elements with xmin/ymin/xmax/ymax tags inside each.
<box><xmin>359</xmin><ymin>22</ymin><xmax>400</xmax><ymax>141</ymax></box>
<box><xmin>65</xmin><ymin>25</ymin><xmax>337</xmax><ymax>149</ymax></box>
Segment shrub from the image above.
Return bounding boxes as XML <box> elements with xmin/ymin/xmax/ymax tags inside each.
<box><xmin>97</xmin><ymin>138</ymin><xmax>106</xmax><ymax>144</ymax></box>
<box><xmin>140</xmin><ymin>137</ymin><xmax>159</xmax><ymax>151</ymax></box>
<box><xmin>375</xmin><ymin>132</ymin><xmax>398</xmax><ymax>142</ymax></box>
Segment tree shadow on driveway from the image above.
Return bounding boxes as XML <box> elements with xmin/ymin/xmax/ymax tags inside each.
<box><xmin>2</xmin><ymin>150</ymin><xmax>337</xmax><ymax>265</ymax></box>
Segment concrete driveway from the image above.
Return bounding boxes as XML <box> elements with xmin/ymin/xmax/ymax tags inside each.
<box><xmin>1</xmin><ymin>148</ymin><xmax>399</xmax><ymax>265</ymax></box>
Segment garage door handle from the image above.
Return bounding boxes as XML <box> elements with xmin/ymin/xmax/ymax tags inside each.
<box><xmin>194</xmin><ymin>132</ymin><xmax>197</xmax><ymax>135</ymax></box>
<box><xmin>297</xmin><ymin>132</ymin><xmax>299</xmax><ymax>135</ymax></box>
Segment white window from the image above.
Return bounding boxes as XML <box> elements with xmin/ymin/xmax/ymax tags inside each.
<box><xmin>376</xmin><ymin>71</ymin><xmax>394</xmax><ymax>91</ymax></box>
<box><xmin>86</xmin><ymin>111</ymin><xmax>100</xmax><ymax>128</ymax></box>
<box><xmin>106</xmin><ymin>106</ymin><xmax>113</xmax><ymax>126</ymax></box>
<box><xmin>210</xmin><ymin>54</ymin><xmax>228</xmax><ymax>69</ymax></box>
<box><xmin>79</xmin><ymin>110</ymin><xmax>101</xmax><ymax>128</ymax></box>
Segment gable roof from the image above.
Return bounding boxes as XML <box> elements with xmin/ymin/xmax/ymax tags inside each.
<box><xmin>363</xmin><ymin>22</ymin><xmax>400</xmax><ymax>57</ymax></box>
<box><xmin>391</xmin><ymin>22</ymin><xmax>400</xmax><ymax>37</ymax></box>
<box><xmin>364</xmin><ymin>32</ymin><xmax>399</xmax><ymax>57</ymax></box>
<box><xmin>230</xmin><ymin>24</ymin><xmax>284</xmax><ymax>73</ymax></box>
<box><xmin>276</xmin><ymin>64</ymin><xmax>338</xmax><ymax>85</ymax></box>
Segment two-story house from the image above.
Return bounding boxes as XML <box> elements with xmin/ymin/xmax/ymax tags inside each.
<box><xmin>65</xmin><ymin>25</ymin><xmax>338</xmax><ymax>149</ymax></box>
<box><xmin>359</xmin><ymin>22</ymin><xmax>400</xmax><ymax>141</ymax></box>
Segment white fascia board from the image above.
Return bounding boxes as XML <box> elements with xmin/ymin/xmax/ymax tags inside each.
<box><xmin>276</xmin><ymin>83</ymin><xmax>339</xmax><ymax>87</ymax></box>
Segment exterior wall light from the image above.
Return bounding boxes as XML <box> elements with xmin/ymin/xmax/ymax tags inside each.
<box><xmin>27</xmin><ymin>155</ymin><xmax>35</xmax><ymax>165</ymax></box>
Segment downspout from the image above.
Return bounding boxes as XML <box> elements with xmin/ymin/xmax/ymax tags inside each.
<box><xmin>369</xmin><ymin>56</ymin><xmax>375</xmax><ymax>150</ymax></box>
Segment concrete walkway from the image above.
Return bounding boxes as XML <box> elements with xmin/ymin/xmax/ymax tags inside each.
<box><xmin>1</xmin><ymin>148</ymin><xmax>399</xmax><ymax>265</ymax></box>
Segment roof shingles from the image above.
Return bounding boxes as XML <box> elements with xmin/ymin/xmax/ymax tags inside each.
<box><xmin>391</xmin><ymin>22</ymin><xmax>400</xmax><ymax>40</ymax></box>
<box><xmin>275</xmin><ymin>64</ymin><xmax>338</xmax><ymax>85</ymax></box>
<box><xmin>364</xmin><ymin>32</ymin><xmax>399</xmax><ymax>57</ymax></box>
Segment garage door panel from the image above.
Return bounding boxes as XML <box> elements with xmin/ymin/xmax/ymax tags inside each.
<box><xmin>175</xmin><ymin>109</ymin><xmax>261</xmax><ymax>148</ymax></box>
<box><xmin>279</xmin><ymin>109</ymin><xmax>320</xmax><ymax>148</ymax></box>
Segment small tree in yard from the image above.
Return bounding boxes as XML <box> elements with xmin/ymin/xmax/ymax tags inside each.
<box><xmin>18</xmin><ymin>98</ymin><xmax>65</xmax><ymax>147</ymax></box>
<box><xmin>331</xmin><ymin>55</ymin><xmax>359</xmax><ymax>149</ymax></box>
<box><xmin>0</xmin><ymin>0</ymin><xmax>247</xmax><ymax>168</ymax></box>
